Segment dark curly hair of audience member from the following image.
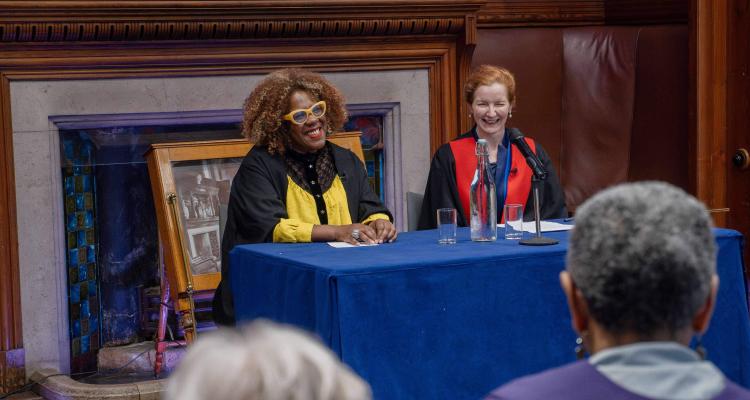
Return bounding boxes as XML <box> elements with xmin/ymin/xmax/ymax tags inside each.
<box><xmin>242</xmin><ymin>68</ymin><xmax>348</xmax><ymax>155</ymax></box>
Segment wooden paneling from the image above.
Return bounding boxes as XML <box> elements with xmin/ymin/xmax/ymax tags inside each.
<box><xmin>0</xmin><ymin>72</ymin><xmax>22</xmax><ymax>395</ymax></box>
<box><xmin>604</xmin><ymin>0</ymin><xmax>688</xmax><ymax>24</ymax></box>
<box><xmin>478</xmin><ymin>0</ymin><xmax>604</xmax><ymax>26</ymax></box>
<box><xmin>477</xmin><ymin>0</ymin><xmax>687</xmax><ymax>27</ymax></box>
<box><xmin>0</xmin><ymin>0</ymin><xmax>483</xmax><ymax>391</ymax></box>
<box><xmin>726</xmin><ymin>0</ymin><xmax>750</xmax><ymax>263</ymax></box>
<box><xmin>690</xmin><ymin>0</ymin><xmax>749</xmax><ymax>264</ymax></box>
<box><xmin>692</xmin><ymin>0</ymin><xmax>729</xmax><ymax>227</ymax></box>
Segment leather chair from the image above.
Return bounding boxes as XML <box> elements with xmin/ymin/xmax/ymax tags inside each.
<box><xmin>472</xmin><ymin>25</ymin><xmax>689</xmax><ymax>211</ymax></box>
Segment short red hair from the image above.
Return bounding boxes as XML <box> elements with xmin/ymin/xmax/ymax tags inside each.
<box><xmin>464</xmin><ymin>65</ymin><xmax>516</xmax><ymax>105</ymax></box>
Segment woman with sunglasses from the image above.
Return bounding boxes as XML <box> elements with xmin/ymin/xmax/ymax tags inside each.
<box><xmin>213</xmin><ymin>68</ymin><xmax>397</xmax><ymax>325</ymax></box>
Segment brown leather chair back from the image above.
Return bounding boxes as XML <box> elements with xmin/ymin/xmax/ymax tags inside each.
<box><xmin>473</xmin><ymin>25</ymin><xmax>688</xmax><ymax>211</ymax></box>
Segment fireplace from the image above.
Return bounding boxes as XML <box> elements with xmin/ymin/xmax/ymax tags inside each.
<box><xmin>49</xmin><ymin>102</ymin><xmax>402</xmax><ymax>372</ymax></box>
<box><xmin>9</xmin><ymin>70</ymin><xmax>430</xmax><ymax>375</ymax></box>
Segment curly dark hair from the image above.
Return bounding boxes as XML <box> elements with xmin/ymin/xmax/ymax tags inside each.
<box><xmin>242</xmin><ymin>69</ymin><xmax>348</xmax><ymax>155</ymax></box>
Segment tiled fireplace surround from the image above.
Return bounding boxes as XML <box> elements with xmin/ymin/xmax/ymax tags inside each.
<box><xmin>10</xmin><ymin>70</ymin><xmax>430</xmax><ymax>376</ymax></box>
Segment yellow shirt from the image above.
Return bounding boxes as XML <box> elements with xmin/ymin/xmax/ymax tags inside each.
<box><xmin>273</xmin><ymin>175</ymin><xmax>389</xmax><ymax>242</ymax></box>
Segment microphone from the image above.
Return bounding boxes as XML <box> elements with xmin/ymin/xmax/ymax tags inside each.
<box><xmin>508</xmin><ymin>128</ymin><xmax>547</xmax><ymax>180</ymax></box>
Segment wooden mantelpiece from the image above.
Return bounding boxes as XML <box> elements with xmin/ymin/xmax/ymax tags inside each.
<box><xmin>0</xmin><ymin>0</ymin><xmax>484</xmax><ymax>392</ymax></box>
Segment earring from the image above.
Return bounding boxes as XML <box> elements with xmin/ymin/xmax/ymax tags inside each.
<box><xmin>509</xmin><ymin>112</ymin><xmax>513</xmax><ymax>118</ymax></box>
<box><xmin>575</xmin><ymin>336</ymin><xmax>587</xmax><ymax>360</ymax></box>
<box><xmin>695</xmin><ymin>335</ymin><xmax>707</xmax><ymax>360</ymax></box>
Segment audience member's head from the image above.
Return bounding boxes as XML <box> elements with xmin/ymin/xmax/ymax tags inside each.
<box><xmin>165</xmin><ymin>319</ymin><xmax>371</xmax><ymax>400</ymax></box>
<box><xmin>564</xmin><ymin>181</ymin><xmax>718</xmax><ymax>348</ymax></box>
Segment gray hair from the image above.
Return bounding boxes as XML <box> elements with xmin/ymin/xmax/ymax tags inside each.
<box><xmin>567</xmin><ymin>181</ymin><xmax>716</xmax><ymax>337</ymax></box>
<box><xmin>164</xmin><ymin>320</ymin><xmax>372</xmax><ymax>400</ymax></box>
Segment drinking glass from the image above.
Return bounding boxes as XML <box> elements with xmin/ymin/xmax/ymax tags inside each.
<box><xmin>504</xmin><ymin>204</ymin><xmax>523</xmax><ymax>240</ymax></box>
<box><xmin>437</xmin><ymin>208</ymin><xmax>457</xmax><ymax>244</ymax></box>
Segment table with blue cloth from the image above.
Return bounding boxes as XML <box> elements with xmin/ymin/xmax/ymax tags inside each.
<box><xmin>231</xmin><ymin>227</ymin><xmax>750</xmax><ymax>400</ymax></box>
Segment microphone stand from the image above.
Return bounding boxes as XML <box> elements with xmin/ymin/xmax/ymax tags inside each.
<box><xmin>519</xmin><ymin>175</ymin><xmax>559</xmax><ymax>246</ymax></box>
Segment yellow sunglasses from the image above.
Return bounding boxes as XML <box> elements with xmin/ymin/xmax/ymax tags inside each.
<box><xmin>283</xmin><ymin>101</ymin><xmax>327</xmax><ymax>125</ymax></box>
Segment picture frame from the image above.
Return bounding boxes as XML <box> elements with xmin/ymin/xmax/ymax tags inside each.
<box><xmin>145</xmin><ymin>133</ymin><xmax>364</xmax><ymax>341</ymax></box>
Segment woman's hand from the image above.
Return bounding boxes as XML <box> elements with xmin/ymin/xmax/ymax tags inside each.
<box><xmin>335</xmin><ymin>223</ymin><xmax>378</xmax><ymax>245</ymax></box>
<box><xmin>367</xmin><ymin>219</ymin><xmax>397</xmax><ymax>243</ymax></box>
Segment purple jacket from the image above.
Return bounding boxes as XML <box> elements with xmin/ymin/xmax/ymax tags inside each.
<box><xmin>485</xmin><ymin>360</ymin><xmax>750</xmax><ymax>400</ymax></box>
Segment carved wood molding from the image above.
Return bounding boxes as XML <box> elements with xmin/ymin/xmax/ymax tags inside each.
<box><xmin>0</xmin><ymin>0</ymin><xmax>484</xmax><ymax>42</ymax></box>
<box><xmin>0</xmin><ymin>17</ymin><xmax>467</xmax><ymax>42</ymax></box>
<box><xmin>478</xmin><ymin>0</ymin><xmax>605</xmax><ymax>27</ymax></box>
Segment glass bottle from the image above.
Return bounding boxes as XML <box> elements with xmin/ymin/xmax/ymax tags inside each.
<box><xmin>470</xmin><ymin>139</ymin><xmax>497</xmax><ymax>241</ymax></box>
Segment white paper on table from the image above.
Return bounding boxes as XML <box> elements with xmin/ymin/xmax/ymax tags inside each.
<box><xmin>327</xmin><ymin>241</ymin><xmax>379</xmax><ymax>248</ymax></box>
<box><xmin>497</xmin><ymin>220</ymin><xmax>574</xmax><ymax>234</ymax></box>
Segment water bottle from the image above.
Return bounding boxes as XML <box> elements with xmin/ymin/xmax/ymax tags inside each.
<box><xmin>470</xmin><ymin>139</ymin><xmax>497</xmax><ymax>241</ymax></box>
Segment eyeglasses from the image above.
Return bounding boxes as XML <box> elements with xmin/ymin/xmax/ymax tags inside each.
<box><xmin>283</xmin><ymin>101</ymin><xmax>327</xmax><ymax>125</ymax></box>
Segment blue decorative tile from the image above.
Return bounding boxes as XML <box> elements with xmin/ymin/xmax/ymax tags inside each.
<box><xmin>64</xmin><ymin>141</ymin><xmax>75</xmax><ymax>161</ymax></box>
<box><xmin>81</xmin><ymin>334</ymin><xmax>90</xmax><ymax>353</ymax></box>
<box><xmin>87</xmin><ymin>245</ymin><xmax>95</xmax><ymax>263</ymax></box>
<box><xmin>81</xmin><ymin>299</ymin><xmax>90</xmax><ymax>318</ymax></box>
<box><xmin>68</xmin><ymin>248</ymin><xmax>79</xmax><ymax>266</ymax></box>
<box><xmin>84</xmin><ymin>211</ymin><xmax>94</xmax><ymax>229</ymax></box>
<box><xmin>65</xmin><ymin>177</ymin><xmax>75</xmax><ymax>196</ymax></box>
<box><xmin>73</xmin><ymin>166</ymin><xmax>82</xmax><ymax>175</ymax></box>
<box><xmin>78</xmin><ymin>264</ymin><xmax>87</xmax><ymax>282</ymax></box>
<box><xmin>72</xmin><ymin>319</ymin><xmax>81</xmax><ymax>337</ymax></box>
<box><xmin>77</xmin><ymin>231</ymin><xmax>86</xmax><ymax>247</ymax></box>
<box><xmin>76</xmin><ymin>194</ymin><xmax>85</xmax><ymax>210</ymax></box>
<box><xmin>67</xmin><ymin>213</ymin><xmax>77</xmax><ymax>232</ymax></box>
<box><xmin>82</xmin><ymin>175</ymin><xmax>92</xmax><ymax>192</ymax></box>
<box><xmin>70</xmin><ymin>284</ymin><xmax>80</xmax><ymax>303</ymax></box>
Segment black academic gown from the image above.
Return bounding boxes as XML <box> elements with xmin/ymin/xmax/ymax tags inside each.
<box><xmin>213</xmin><ymin>142</ymin><xmax>392</xmax><ymax>324</ymax></box>
<box><xmin>417</xmin><ymin>130</ymin><xmax>567</xmax><ymax>230</ymax></box>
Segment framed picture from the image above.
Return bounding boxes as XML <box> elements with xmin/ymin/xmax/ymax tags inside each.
<box><xmin>145</xmin><ymin>133</ymin><xmax>363</xmax><ymax>339</ymax></box>
<box><xmin>146</xmin><ymin>139</ymin><xmax>250</xmax><ymax>299</ymax></box>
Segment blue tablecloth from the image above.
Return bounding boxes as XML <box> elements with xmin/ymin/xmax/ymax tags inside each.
<box><xmin>231</xmin><ymin>227</ymin><xmax>750</xmax><ymax>400</ymax></box>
